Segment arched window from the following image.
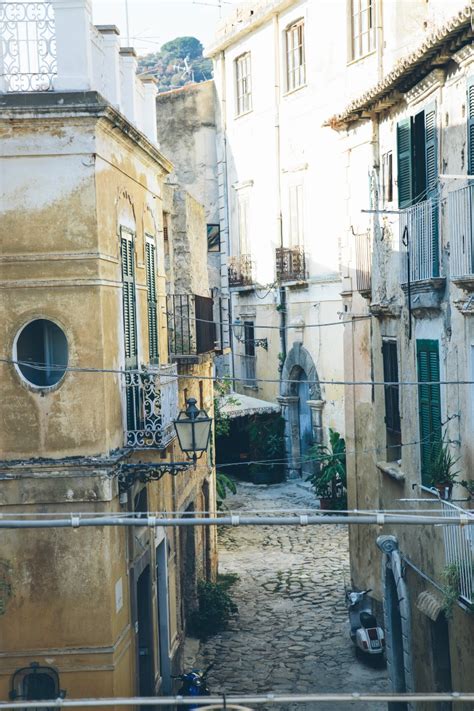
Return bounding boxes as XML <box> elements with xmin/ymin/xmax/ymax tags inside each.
<box><xmin>10</xmin><ymin>663</ymin><xmax>65</xmax><ymax>710</ymax></box>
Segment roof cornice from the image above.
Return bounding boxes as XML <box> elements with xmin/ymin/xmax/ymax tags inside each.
<box><xmin>325</xmin><ymin>5</ymin><xmax>473</xmax><ymax>131</ymax></box>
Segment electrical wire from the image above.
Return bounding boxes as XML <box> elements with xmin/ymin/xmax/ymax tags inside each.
<box><xmin>1</xmin><ymin>357</ymin><xmax>470</xmax><ymax>387</ymax></box>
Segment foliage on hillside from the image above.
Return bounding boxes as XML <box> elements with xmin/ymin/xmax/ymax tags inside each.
<box><xmin>137</xmin><ymin>36</ymin><xmax>213</xmax><ymax>93</ymax></box>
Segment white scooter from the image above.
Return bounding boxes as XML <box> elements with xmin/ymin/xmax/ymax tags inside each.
<box><xmin>346</xmin><ymin>588</ymin><xmax>385</xmax><ymax>660</ymax></box>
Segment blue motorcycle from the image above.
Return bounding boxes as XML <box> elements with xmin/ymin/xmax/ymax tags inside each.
<box><xmin>173</xmin><ymin>663</ymin><xmax>213</xmax><ymax>709</ymax></box>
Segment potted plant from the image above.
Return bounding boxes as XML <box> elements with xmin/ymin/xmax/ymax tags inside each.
<box><xmin>427</xmin><ymin>435</ymin><xmax>459</xmax><ymax>499</ymax></box>
<box><xmin>307</xmin><ymin>429</ymin><xmax>347</xmax><ymax>511</ymax></box>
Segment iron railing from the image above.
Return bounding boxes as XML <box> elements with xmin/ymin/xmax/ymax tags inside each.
<box><xmin>354</xmin><ymin>231</ymin><xmax>372</xmax><ymax>295</ymax></box>
<box><xmin>123</xmin><ymin>364</ymin><xmax>179</xmax><ymax>449</ymax></box>
<box><xmin>167</xmin><ymin>294</ymin><xmax>216</xmax><ymax>357</ymax></box>
<box><xmin>275</xmin><ymin>246</ymin><xmax>306</xmax><ymax>282</ymax></box>
<box><xmin>228</xmin><ymin>255</ymin><xmax>253</xmax><ymax>287</ymax></box>
<box><xmin>399</xmin><ymin>198</ymin><xmax>440</xmax><ymax>282</ymax></box>
<box><xmin>449</xmin><ymin>184</ymin><xmax>474</xmax><ymax>280</ymax></box>
<box><xmin>441</xmin><ymin>499</ymin><xmax>474</xmax><ymax>606</ymax></box>
<box><xmin>0</xmin><ymin>1</ymin><xmax>57</xmax><ymax>92</ymax></box>
<box><xmin>239</xmin><ymin>354</ymin><xmax>256</xmax><ymax>388</ymax></box>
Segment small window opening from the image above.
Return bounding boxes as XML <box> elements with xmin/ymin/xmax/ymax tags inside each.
<box><xmin>15</xmin><ymin>319</ymin><xmax>68</xmax><ymax>387</ymax></box>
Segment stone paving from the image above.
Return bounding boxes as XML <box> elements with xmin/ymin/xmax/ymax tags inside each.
<box><xmin>191</xmin><ymin>479</ymin><xmax>389</xmax><ymax>711</ymax></box>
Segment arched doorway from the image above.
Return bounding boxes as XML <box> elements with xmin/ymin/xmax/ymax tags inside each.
<box><xmin>280</xmin><ymin>343</ymin><xmax>321</xmax><ymax>478</ymax></box>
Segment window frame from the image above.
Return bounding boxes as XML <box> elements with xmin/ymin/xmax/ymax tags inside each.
<box><xmin>235</xmin><ymin>52</ymin><xmax>252</xmax><ymax>117</ymax></box>
<box><xmin>145</xmin><ymin>235</ymin><xmax>159</xmax><ymax>365</ymax></box>
<box><xmin>285</xmin><ymin>18</ymin><xmax>306</xmax><ymax>93</ymax></box>
<box><xmin>13</xmin><ymin>317</ymin><xmax>69</xmax><ymax>391</ymax></box>
<box><xmin>350</xmin><ymin>0</ymin><xmax>376</xmax><ymax>62</ymax></box>
<box><xmin>382</xmin><ymin>339</ymin><xmax>401</xmax><ymax>462</ymax></box>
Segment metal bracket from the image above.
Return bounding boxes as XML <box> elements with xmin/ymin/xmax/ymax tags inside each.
<box><xmin>117</xmin><ymin>461</ymin><xmax>193</xmax><ymax>493</ymax></box>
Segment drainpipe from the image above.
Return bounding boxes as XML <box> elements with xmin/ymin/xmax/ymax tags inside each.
<box><xmin>273</xmin><ymin>13</ymin><xmax>287</xmax><ymax>393</ymax></box>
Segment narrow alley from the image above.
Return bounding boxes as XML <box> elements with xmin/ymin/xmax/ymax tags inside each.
<box><xmin>191</xmin><ymin>480</ymin><xmax>389</xmax><ymax>710</ymax></box>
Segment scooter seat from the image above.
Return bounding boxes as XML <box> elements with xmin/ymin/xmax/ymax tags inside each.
<box><xmin>359</xmin><ymin>611</ymin><xmax>377</xmax><ymax>628</ymax></box>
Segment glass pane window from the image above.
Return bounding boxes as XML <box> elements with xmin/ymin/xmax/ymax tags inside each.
<box><xmin>286</xmin><ymin>20</ymin><xmax>305</xmax><ymax>92</ymax></box>
<box><xmin>235</xmin><ymin>52</ymin><xmax>252</xmax><ymax>115</ymax></box>
<box><xmin>351</xmin><ymin>0</ymin><xmax>375</xmax><ymax>61</ymax></box>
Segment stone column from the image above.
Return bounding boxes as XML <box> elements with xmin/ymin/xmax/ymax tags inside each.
<box><xmin>140</xmin><ymin>77</ymin><xmax>159</xmax><ymax>145</ymax></box>
<box><xmin>119</xmin><ymin>47</ymin><xmax>138</xmax><ymax>126</ymax></box>
<box><xmin>277</xmin><ymin>395</ymin><xmax>300</xmax><ymax>479</ymax></box>
<box><xmin>307</xmin><ymin>399</ymin><xmax>325</xmax><ymax>444</ymax></box>
<box><xmin>96</xmin><ymin>25</ymin><xmax>121</xmax><ymax>108</ymax></box>
<box><xmin>51</xmin><ymin>0</ymin><xmax>93</xmax><ymax>91</ymax></box>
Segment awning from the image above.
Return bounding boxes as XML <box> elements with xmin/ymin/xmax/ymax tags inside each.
<box><xmin>219</xmin><ymin>392</ymin><xmax>280</xmax><ymax>419</ymax></box>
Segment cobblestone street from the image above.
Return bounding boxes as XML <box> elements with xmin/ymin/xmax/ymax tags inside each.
<box><xmin>191</xmin><ymin>480</ymin><xmax>389</xmax><ymax>711</ymax></box>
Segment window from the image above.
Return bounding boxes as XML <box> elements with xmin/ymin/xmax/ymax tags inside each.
<box><xmin>120</xmin><ymin>228</ymin><xmax>138</xmax><ymax>370</ymax></box>
<box><xmin>381</xmin><ymin>151</ymin><xmax>393</xmax><ymax>206</ymax></box>
<box><xmin>467</xmin><ymin>77</ymin><xmax>474</xmax><ymax>176</ymax></box>
<box><xmin>417</xmin><ymin>339</ymin><xmax>442</xmax><ymax>485</ymax></box>
<box><xmin>350</xmin><ymin>0</ymin><xmax>375</xmax><ymax>60</ymax></box>
<box><xmin>288</xmin><ymin>183</ymin><xmax>304</xmax><ymax>246</ymax></box>
<box><xmin>10</xmin><ymin>663</ymin><xmax>63</xmax><ymax>711</ymax></box>
<box><xmin>15</xmin><ymin>319</ymin><xmax>68</xmax><ymax>388</ymax></box>
<box><xmin>244</xmin><ymin>320</ymin><xmax>255</xmax><ymax>357</ymax></box>
<box><xmin>382</xmin><ymin>340</ymin><xmax>401</xmax><ymax>462</ymax></box>
<box><xmin>145</xmin><ymin>238</ymin><xmax>159</xmax><ymax>364</ymax></box>
<box><xmin>235</xmin><ymin>52</ymin><xmax>252</xmax><ymax>115</ymax></box>
<box><xmin>207</xmin><ymin>224</ymin><xmax>220</xmax><ymax>252</ymax></box>
<box><xmin>163</xmin><ymin>212</ymin><xmax>169</xmax><ymax>241</ymax></box>
<box><xmin>238</xmin><ymin>192</ymin><xmax>250</xmax><ymax>255</ymax></box>
<box><xmin>286</xmin><ymin>19</ymin><xmax>305</xmax><ymax>92</ymax></box>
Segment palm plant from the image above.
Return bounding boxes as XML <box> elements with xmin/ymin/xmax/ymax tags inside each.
<box><xmin>306</xmin><ymin>429</ymin><xmax>347</xmax><ymax>509</ymax></box>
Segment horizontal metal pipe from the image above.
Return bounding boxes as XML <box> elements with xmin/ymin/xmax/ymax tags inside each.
<box><xmin>1</xmin><ymin>692</ymin><xmax>473</xmax><ymax>708</ymax></box>
<box><xmin>0</xmin><ymin>515</ymin><xmax>471</xmax><ymax>529</ymax></box>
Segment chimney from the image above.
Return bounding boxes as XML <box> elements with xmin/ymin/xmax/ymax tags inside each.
<box><xmin>119</xmin><ymin>47</ymin><xmax>138</xmax><ymax>126</ymax></box>
<box><xmin>51</xmin><ymin>0</ymin><xmax>93</xmax><ymax>91</ymax></box>
<box><xmin>140</xmin><ymin>77</ymin><xmax>159</xmax><ymax>145</ymax></box>
<box><xmin>96</xmin><ymin>25</ymin><xmax>121</xmax><ymax>108</ymax></box>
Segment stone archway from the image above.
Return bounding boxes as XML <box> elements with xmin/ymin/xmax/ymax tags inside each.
<box><xmin>279</xmin><ymin>342</ymin><xmax>322</xmax><ymax>479</ymax></box>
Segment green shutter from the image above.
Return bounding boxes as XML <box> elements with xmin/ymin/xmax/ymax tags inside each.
<box><xmin>145</xmin><ymin>241</ymin><xmax>159</xmax><ymax>364</ymax></box>
<box><xmin>417</xmin><ymin>339</ymin><xmax>441</xmax><ymax>485</ymax></box>
<box><xmin>424</xmin><ymin>104</ymin><xmax>439</xmax><ymax>276</ymax></box>
<box><xmin>397</xmin><ymin>118</ymin><xmax>413</xmax><ymax>208</ymax></box>
<box><xmin>467</xmin><ymin>77</ymin><xmax>474</xmax><ymax>176</ymax></box>
<box><xmin>121</xmin><ymin>232</ymin><xmax>138</xmax><ymax>369</ymax></box>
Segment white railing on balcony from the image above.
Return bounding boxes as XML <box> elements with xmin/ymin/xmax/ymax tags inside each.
<box><xmin>0</xmin><ymin>1</ymin><xmax>57</xmax><ymax>91</ymax></box>
<box><xmin>399</xmin><ymin>198</ymin><xmax>440</xmax><ymax>282</ymax></box>
<box><xmin>441</xmin><ymin>499</ymin><xmax>474</xmax><ymax>605</ymax></box>
<box><xmin>123</xmin><ymin>364</ymin><xmax>179</xmax><ymax>450</ymax></box>
<box><xmin>449</xmin><ymin>184</ymin><xmax>474</xmax><ymax>279</ymax></box>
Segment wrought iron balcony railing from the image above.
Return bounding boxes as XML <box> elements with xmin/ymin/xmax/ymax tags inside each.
<box><xmin>354</xmin><ymin>231</ymin><xmax>372</xmax><ymax>296</ymax></box>
<box><xmin>1</xmin><ymin>1</ymin><xmax>57</xmax><ymax>92</ymax></box>
<box><xmin>228</xmin><ymin>254</ymin><xmax>253</xmax><ymax>287</ymax></box>
<box><xmin>275</xmin><ymin>246</ymin><xmax>306</xmax><ymax>282</ymax></box>
<box><xmin>123</xmin><ymin>364</ymin><xmax>179</xmax><ymax>449</ymax></box>
<box><xmin>167</xmin><ymin>294</ymin><xmax>217</xmax><ymax>357</ymax></box>
<box><xmin>399</xmin><ymin>198</ymin><xmax>441</xmax><ymax>282</ymax></box>
<box><xmin>440</xmin><ymin>499</ymin><xmax>474</xmax><ymax>606</ymax></box>
<box><xmin>449</xmin><ymin>183</ymin><xmax>474</xmax><ymax>281</ymax></box>
<box><xmin>239</xmin><ymin>354</ymin><xmax>257</xmax><ymax>388</ymax></box>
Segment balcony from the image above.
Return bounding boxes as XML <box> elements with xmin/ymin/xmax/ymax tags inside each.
<box><xmin>228</xmin><ymin>254</ymin><xmax>253</xmax><ymax>288</ymax></box>
<box><xmin>275</xmin><ymin>246</ymin><xmax>306</xmax><ymax>283</ymax></box>
<box><xmin>449</xmin><ymin>183</ymin><xmax>474</xmax><ymax>289</ymax></box>
<box><xmin>399</xmin><ymin>198</ymin><xmax>442</xmax><ymax>283</ymax></box>
<box><xmin>167</xmin><ymin>294</ymin><xmax>217</xmax><ymax>359</ymax></box>
<box><xmin>123</xmin><ymin>364</ymin><xmax>179</xmax><ymax>449</ymax></box>
<box><xmin>440</xmin><ymin>499</ymin><xmax>474</xmax><ymax>606</ymax></box>
<box><xmin>239</xmin><ymin>354</ymin><xmax>257</xmax><ymax>388</ymax></box>
<box><xmin>354</xmin><ymin>231</ymin><xmax>372</xmax><ymax>298</ymax></box>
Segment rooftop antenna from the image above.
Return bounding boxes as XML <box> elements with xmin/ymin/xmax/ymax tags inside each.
<box><xmin>125</xmin><ymin>0</ymin><xmax>130</xmax><ymax>45</ymax></box>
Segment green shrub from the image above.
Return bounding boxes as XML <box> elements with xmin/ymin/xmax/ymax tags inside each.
<box><xmin>189</xmin><ymin>577</ymin><xmax>238</xmax><ymax>639</ymax></box>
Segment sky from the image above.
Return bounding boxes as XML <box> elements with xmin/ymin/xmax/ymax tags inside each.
<box><xmin>91</xmin><ymin>0</ymin><xmax>241</xmax><ymax>56</ymax></box>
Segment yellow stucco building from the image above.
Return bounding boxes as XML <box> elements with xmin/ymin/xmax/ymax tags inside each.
<box><xmin>0</xmin><ymin>4</ymin><xmax>217</xmax><ymax>703</ymax></box>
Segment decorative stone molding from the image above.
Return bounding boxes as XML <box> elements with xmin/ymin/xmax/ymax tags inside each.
<box><xmin>405</xmin><ymin>68</ymin><xmax>445</xmax><ymax>106</ymax></box>
<box><xmin>307</xmin><ymin>399</ymin><xmax>325</xmax><ymax>445</ymax></box>
<box><xmin>280</xmin><ymin>342</ymin><xmax>321</xmax><ymax>400</ymax></box>
<box><xmin>370</xmin><ymin>301</ymin><xmax>402</xmax><ymax>319</ymax></box>
<box><xmin>452</xmin><ymin>44</ymin><xmax>474</xmax><ymax>68</ymax></box>
<box><xmin>376</xmin><ymin>460</ymin><xmax>406</xmax><ymax>483</ymax></box>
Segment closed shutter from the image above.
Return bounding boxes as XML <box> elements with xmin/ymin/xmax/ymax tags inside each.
<box><xmin>145</xmin><ymin>240</ymin><xmax>159</xmax><ymax>364</ymax></box>
<box><xmin>121</xmin><ymin>232</ymin><xmax>138</xmax><ymax>369</ymax></box>
<box><xmin>382</xmin><ymin>340</ymin><xmax>400</xmax><ymax>434</ymax></box>
<box><xmin>468</xmin><ymin>77</ymin><xmax>474</xmax><ymax>176</ymax></box>
<box><xmin>417</xmin><ymin>339</ymin><xmax>441</xmax><ymax>484</ymax></box>
<box><xmin>425</xmin><ymin>104</ymin><xmax>439</xmax><ymax>276</ymax></box>
<box><xmin>397</xmin><ymin>118</ymin><xmax>413</xmax><ymax>208</ymax></box>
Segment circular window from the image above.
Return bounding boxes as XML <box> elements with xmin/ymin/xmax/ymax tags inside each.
<box><xmin>15</xmin><ymin>319</ymin><xmax>68</xmax><ymax>388</ymax></box>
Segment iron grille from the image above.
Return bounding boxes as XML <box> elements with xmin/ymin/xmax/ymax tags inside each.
<box><xmin>228</xmin><ymin>254</ymin><xmax>253</xmax><ymax>287</ymax></box>
<box><xmin>354</xmin><ymin>231</ymin><xmax>372</xmax><ymax>296</ymax></box>
<box><xmin>275</xmin><ymin>246</ymin><xmax>306</xmax><ymax>282</ymax></box>
<box><xmin>167</xmin><ymin>294</ymin><xmax>216</xmax><ymax>357</ymax></box>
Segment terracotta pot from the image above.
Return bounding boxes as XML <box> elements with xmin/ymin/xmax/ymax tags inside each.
<box><xmin>318</xmin><ymin>497</ymin><xmax>333</xmax><ymax>510</ymax></box>
<box><xmin>435</xmin><ymin>483</ymin><xmax>452</xmax><ymax>499</ymax></box>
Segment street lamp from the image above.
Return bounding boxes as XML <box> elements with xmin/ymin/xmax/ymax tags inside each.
<box><xmin>117</xmin><ymin>398</ymin><xmax>213</xmax><ymax>494</ymax></box>
<box><xmin>173</xmin><ymin>398</ymin><xmax>213</xmax><ymax>464</ymax></box>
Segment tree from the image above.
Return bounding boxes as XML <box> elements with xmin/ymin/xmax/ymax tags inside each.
<box><xmin>137</xmin><ymin>36</ymin><xmax>212</xmax><ymax>93</ymax></box>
